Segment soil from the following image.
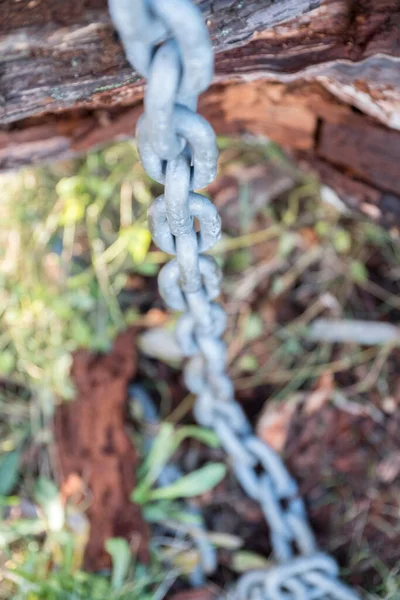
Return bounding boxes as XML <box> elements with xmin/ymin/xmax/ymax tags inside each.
<box><xmin>54</xmin><ymin>328</ymin><xmax>149</xmax><ymax>571</ymax></box>
<box><xmin>285</xmin><ymin>402</ymin><xmax>400</xmax><ymax>589</ymax></box>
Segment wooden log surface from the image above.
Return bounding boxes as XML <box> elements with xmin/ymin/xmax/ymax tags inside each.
<box><xmin>1</xmin><ymin>0</ymin><xmax>400</xmax><ymax>221</ymax></box>
<box><xmin>0</xmin><ymin>0</ymin><xmax>320</xmax><ymax>124</ymax></box>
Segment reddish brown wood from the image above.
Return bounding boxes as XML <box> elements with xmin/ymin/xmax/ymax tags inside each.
<box><xmin>54</xmin><ymin>329</ymin><xmax>149</xmax><ymax>571</ymax></box>
<box><xmin>318</xmin><ymin>117</ymin><xmax>400</xmax><ymax>197</ymax></box>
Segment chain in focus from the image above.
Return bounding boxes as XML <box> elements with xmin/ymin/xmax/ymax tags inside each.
<box><xmin>108</xmin><ymin>1</ymin><xmax>361</xmax><ymax>598</ymax></box>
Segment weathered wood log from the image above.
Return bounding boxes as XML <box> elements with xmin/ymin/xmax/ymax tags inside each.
<box><xmin>54</xmin><ymin>328</ymin><xmax>149</xmax><ymax>571</ymax></box>
<box><xmin>1</xmin><ymin>0</ymin><xmax>400</xmax><ymax>221</ymax></box>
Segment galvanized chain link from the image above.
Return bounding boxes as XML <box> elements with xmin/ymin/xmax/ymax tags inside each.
<box><xmin>108</xmin><ymin>1</ymin><xmax>361</xmax><ymax>598</ymax></box>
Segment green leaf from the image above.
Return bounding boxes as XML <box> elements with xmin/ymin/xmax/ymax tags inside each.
<box><xmin>147</xmin><ymin>463</ymin><xmax>227</xmax><ymax>502</ymax></box>
<box><xmin>0</xmin><ymin>350</ymin><xmax>15</xmax><ymax>376</ymax></box>
<box><xmin>121</xmin><ymin>225</ymin><xmax>152</xmax><ymax>264</ymax></box>
<box><xmin>232</xmin><ymin>550</ymin><xmax>269</xmax><ymax>573</ymax></box>
<box><xmin>133</xmin><ymin>424</ymin><xmax>221</xmax><ymax>505</ymax></box>
<box><xmin>133</xmin><ymin>423</ymin><xmax>176</xmax><ymax>503</ymax></box>
<box><xmin>208</xmin><ymin>532</ymin><xmax>243</xmax><ymax>550</ymax></box>
<box><xmin>105</xmin><ymin>537</ymin><xmax>131</xmax><ymax>589</ymax></box>
<box><xmin>143</xmin><ymin>501</ymin><xmax>173</xmax><ymax>523</ymax></box>
<box><xmin>283</xmin><ymin>337</ymin><xmax>302</xmax><ymax>355</ymax></box>
<box><xmin>243</xmin><ymin>313</ymin><xmax>264</xmax><ymax>342</ymax></box>
<box><xmin>237</xmin><ymin>354</ymin><xmax>259</xmax><ymax>372</ymax></box>
<box><xmin>271</xmin><ymin>276</ymin><xmax>286</xmax><ymax>296</ymax></box>
<box><xmin>174</xmin><ymin>426</ymin><xmax>220</xmax><ymax>449</ymax></box>
<box><xmin>0</xmin><ymin>449</ymin><xmax>21</xmax><ymax>496</ymax></box>
<box><xmin>59</xmin><ymin>196</ymin><xmax>86</xmax><ymax>226</ymax></box>
<box><xmin>278</xmin><ymin>232</ymin><xmax>297</xmax><ymax>258</ymax></box>
<box><xmin>333</xmin><ymin>229</ymin><xmax>351</xmax><ymax>254</ymax></box>
<box><xmin>142</xmin><ymin>423</ymin><xmax>176</xmax><ymax>480</ymax></box>
<box><xmin>56</xmin><ymin>176</ymin><xmax>83</xmax><ymax>197</ymax></box>
<box><xmin>34</xmin><ymin>477</ymin><xmax>64</xmax><ymax>531</ymax></box>
<box><xmin>315</xmin><ymin>221</ymin><xmax>330</xmax><ymax>239</ymax></box>
<box><xmin>0</xmin><ymin>518</ymin><xmax>46</xmax><ymax>547</ymax></box>
<box><xmin>350</xmin><ymin>260</ymin><xmax>368</xmax><ymax>284</ymax></box>
<box><xmin>34</xmin><ymin>477</ymin><xmax>58</xmax><ymax>506</ymax></box>
<box><xmin>228</xmin><ymin>249</ymin><xmax>251</xmax><ymax>272</ymax></box>
<box><xmin>134</xmin><ymin>262</ymin><xmax>159</xmax><ymax>276</ymax></box>
<box><xmin>70</xmin><ymin>318</ymin><xmax>93</xmax><ymax>347</ymax></box>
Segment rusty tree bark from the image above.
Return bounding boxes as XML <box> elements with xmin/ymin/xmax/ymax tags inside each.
<box><xmin>1</xmin><ymin>0</ymin><xmax>399</xmax><ymax>220</ymax></box>
<box><xmin>55</xmin><ymin>328</ymin><xmax>149</xmax><ymax>571</ymax></box>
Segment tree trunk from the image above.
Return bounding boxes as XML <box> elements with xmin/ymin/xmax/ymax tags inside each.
<box><xmin>1</xmin><ymin>0</ymin><xmax>399</xmax><ymax>221</ymax></box>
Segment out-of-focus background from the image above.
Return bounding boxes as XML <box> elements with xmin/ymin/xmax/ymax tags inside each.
<box><xmin>1</xmin><ymin>136</ymin><xmax>400</xmax><ymax>599</ymax></box>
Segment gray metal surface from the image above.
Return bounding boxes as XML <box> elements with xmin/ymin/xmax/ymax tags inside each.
<box><xmin>108</xmin><ymin>1</ymin><xmax>361</xmax><ymax>598</ymax></box>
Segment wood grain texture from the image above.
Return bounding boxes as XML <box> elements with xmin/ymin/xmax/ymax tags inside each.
<box><xmin>1</xmin><ymin>1</ymin><xmax>399</xmax><ymax>126</ymax></box>
<box><xmin>318</xmin><ymin>117</ymin><xmax>400</xmax><ymax>196</ymax></box>
<box><xmin>54</xmin><ymin>328</ymin><xmax>149</xmax><ymax>571</ymax></box>
<box><xmin>1</xmin><ymin>0</ymin><xmax>400</xmax><ymax>222</ymax></box>
<box><xmin>0</xmin><ymin>0</ymin><xmax>319</xmax><ymax>123</ymax></box>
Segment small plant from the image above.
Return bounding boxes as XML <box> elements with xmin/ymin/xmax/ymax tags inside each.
<box><xmin>1</xmin><ymin>137</ymin><xmax>399</xmax><ymax>596</ymax></box>
<box><xmin>0</xmin><ymin>142</ymin><xmax>156</xmax><ymax>401</ymax></box>
<box><xmin>0</xmin><ymin>481</ymin><xmax>167</xmax><ymax>600</ymax></box>
<box><xmin>132</xmin><ymin>423</ymin><xmax>224</xmax><ymax>505</ymax></box>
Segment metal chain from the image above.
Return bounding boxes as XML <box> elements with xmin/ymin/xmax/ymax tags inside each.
<box><xmin>108</xmin><ymin>1</ymin><xmax>361</xmax><ymax>598</ymax></box>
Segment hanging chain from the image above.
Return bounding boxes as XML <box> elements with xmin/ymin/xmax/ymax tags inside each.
<box><xmin>108</xmin><ymin>1</ymin><xmax>361</xmax><ymax>598</ymax></box>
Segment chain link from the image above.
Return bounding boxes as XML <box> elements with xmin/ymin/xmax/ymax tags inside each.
<box><xmin>108</xmin><ymin>1</ymin><xmax>361</xmax><ymax>597</ymax></box>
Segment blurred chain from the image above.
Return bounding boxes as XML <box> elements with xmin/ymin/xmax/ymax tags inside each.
<box><xmin>129</xmin><ymin>384</ymin><xmax>217</xmax><ymax>587</ymax></box>
<box><xmin>108</xmin><ymin>1</ymin><xmax>361</xmax><ymax>598</ymax></box>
